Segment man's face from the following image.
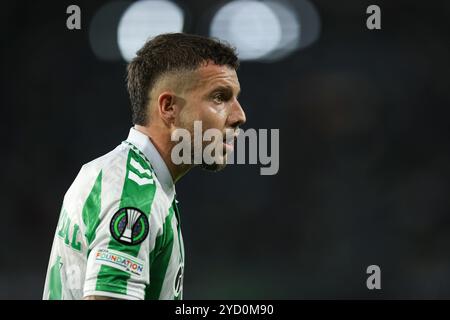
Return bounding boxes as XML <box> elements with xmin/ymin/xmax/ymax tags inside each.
<box><xmin>175</xmin><ymin>62</ymin><xmax>246</xmax><ymax>171</ymax></box>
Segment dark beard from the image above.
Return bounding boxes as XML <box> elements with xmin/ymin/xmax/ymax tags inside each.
<box><xmin>200</xmin><ymin>161</ymin><xmax>227</xmax><ymax>172</ymax></box>
<box><xmin>192</xmin><ymin>142</ymin><xmax>228</xmax><ymax>172</ymax></box>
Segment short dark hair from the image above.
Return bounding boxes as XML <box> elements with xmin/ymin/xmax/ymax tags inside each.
<box><xmin>126</xmin><ymin>33</ymin><xmax>239</xmax><ymax>125</ymax></box>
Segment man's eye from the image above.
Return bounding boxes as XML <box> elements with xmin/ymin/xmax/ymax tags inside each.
<box><xmin>213</xmin><ymin>94</ymin><xmax>224</xmax><ymax>103</ymax></box>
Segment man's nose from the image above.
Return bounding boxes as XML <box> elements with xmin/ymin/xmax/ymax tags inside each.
<box><xmin>228</xmin><ymin>100</ymin><xmax>246</xmax><ymax>128</ymax></box>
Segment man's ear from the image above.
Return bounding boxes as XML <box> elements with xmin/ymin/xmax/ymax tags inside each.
<box><xmin>157</xmin><ymin>92</ymin><xmax>177</xmax><ymax>125</ymax></box>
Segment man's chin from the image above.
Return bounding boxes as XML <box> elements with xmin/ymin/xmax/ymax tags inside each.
<box><xmin>200</xmin><ymin>161</ymin><xmax>228</xmax><ymax>172</ymax></box>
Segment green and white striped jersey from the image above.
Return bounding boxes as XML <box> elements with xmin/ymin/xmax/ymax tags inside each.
<box><xmin>43</xmin><ymin>128</ymin><xmax>185</xmax><ymax>300</ymax></box>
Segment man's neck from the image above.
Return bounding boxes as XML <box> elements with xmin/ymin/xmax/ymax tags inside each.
<box><xmin>134</xmin><ymin>124</ymin><xmax>192</xmax><ymax>183</ymax></box>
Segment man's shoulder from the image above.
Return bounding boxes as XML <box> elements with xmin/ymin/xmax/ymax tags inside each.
<box><xmin>69</xmin><ymin>142</ymin><xmax>160</xmax><ymax>195</ymax></box>
<box><xmin>65</xmin><ymin>143</ymin><xmax>130</xmax><ymax>198</ymax></box>
<box><xmin>64</xmin><ymin>142</ymin><xmax>172</xmax><ymax>223</ymax></box>
<box><xmin>69</xmin><ymin>143</ymin><xmax>138</xmax><ymax>192</ymax></box>
<box><xmin>78</xmin><ymin>142</ymin><xmax>166</xmax><ymax>196</ymax></box>
<box><xmin>80</xmin><ymin>142</ymin><xmax>152</xmax><ymax>176</ymax></box>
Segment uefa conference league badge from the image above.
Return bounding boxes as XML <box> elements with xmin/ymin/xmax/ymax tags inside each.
<box><xmin>110</xmin><ymin>207</ymin><xmax>149</xmax><ymax>245</ymax></box>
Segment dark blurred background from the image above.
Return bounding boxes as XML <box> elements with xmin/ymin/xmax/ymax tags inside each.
<box><xmin>1</xmin><ymin>0</ymin><xmax>450</xmax><ymax>299</ymax></box>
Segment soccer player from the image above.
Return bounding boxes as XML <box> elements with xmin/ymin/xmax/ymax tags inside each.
<box><xmin>43</xmin><ymin>33</ymin><xmax>246</xmax><ymax>300</ymax></box>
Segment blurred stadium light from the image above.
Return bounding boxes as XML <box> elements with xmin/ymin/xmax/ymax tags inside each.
<box><xmin>293</xmin><ymin>0</ymin><xmax>321</xmax><ymax>50</ymax></box>
<box><xmin>262</xmin><ymin>1</ymin><xmax>301</xmax><ymax>61</ymax></box>
<box><xmin>89</xmin><ymin>0</ymin><xmax>320</xmax><ymax>63</ymax></box>
<box><xmin>210</xmin><ymin>0</ymin><xmax>284</xmax><ymax>61</ymax></box>
<box><xmin>210</xmin><ymin>0</ymin><xmax>320</xmax><ymax>62</ymax></box>
<box><xmin>89</xmin><ymin>1</ymin><xmax>131</xmax><ymax>61</ymax></box>
<box><xmin>118</xmin><ymin>0</ymin><xmax>185</xmax><ymax>61</ymax></box>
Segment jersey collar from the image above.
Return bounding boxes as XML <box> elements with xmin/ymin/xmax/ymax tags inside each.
<box><xmin>126</xmin><ymin>127</ymin><xmax>175</xmax><ymax>199</ymax></box>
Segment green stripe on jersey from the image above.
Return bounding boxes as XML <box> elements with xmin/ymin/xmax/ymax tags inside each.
<box><xmin>95</xmin><ymin>149</ymin><xmax>156</xmax><ymax>295</ymax></box>
<box><xmin>82</xmin><ymin>170</ymin><xmax>102</xmax><ymax>248</ymax></box>
<box><xmin>48</xmin><ymin>256</ymin><xmax>63</xmax><ymax>300</ymax></box>
<box><xmin>144</xmin><ymin>207</ymin><xmax>175</xmax><ymax>299</ymax></box>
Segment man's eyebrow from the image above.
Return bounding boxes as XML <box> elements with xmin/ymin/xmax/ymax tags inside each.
<box><xmin>209</xmin><ymin>85</ymin><xmax>241</xmax><ymax>97</ymax></box>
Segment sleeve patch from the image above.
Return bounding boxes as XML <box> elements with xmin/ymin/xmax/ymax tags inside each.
<box><xmin>110</xmin><ymin>207</ymin><xmax>149</xmax><ymax>245</ymax></box>
<box><xmin>94</xmin><ymin>248</ymin><xmax>145</xmax><ymax>277</ymax></box>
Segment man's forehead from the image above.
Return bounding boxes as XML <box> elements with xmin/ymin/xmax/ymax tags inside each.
<box><xmin>195</xmin><ymin>62</ymin><xmax>240</xmax><ymax>91</ymax></box>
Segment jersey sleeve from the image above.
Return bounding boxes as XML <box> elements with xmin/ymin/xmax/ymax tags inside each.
<box><xmin>83</xmin><ymin>149</ymin><xmax>157</xmax><ymax>300</ymax></box>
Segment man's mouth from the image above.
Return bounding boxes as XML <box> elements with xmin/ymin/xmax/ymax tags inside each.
<box><xmin>223</xmin><ymin>142</ymin><xmax>234</xmax><ymax>154</ymax></box>
<box><xmin>223</xmin><ymin>132</ymin><xmax>237</xmax><ymax>152</ymax></box>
